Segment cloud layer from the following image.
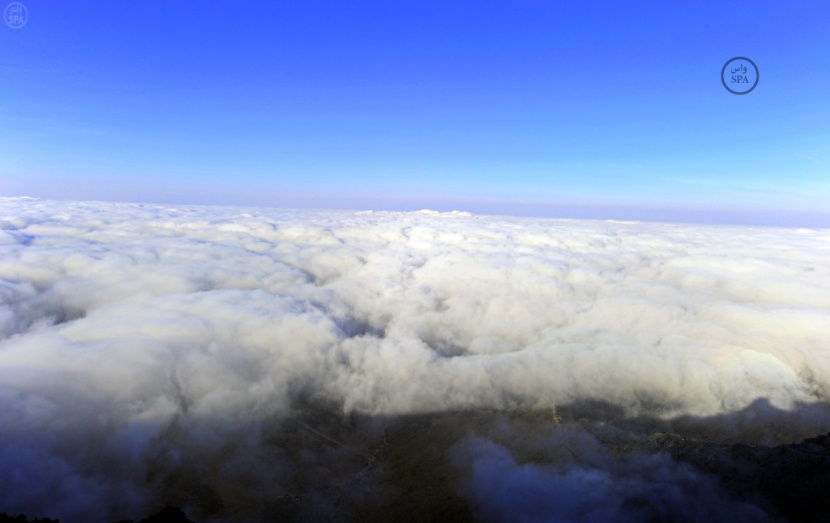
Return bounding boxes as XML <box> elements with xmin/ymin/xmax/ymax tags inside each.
<box><xmin>1</xmin><ymin>198</ymin><xmax>829</xmax><ymax>521</ymax></box>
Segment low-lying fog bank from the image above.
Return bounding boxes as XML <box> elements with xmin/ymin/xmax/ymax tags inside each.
<box><xmin>2</xmin><ymin>198</ymin><xmax>829</xmax><ymax>521</ymax></box>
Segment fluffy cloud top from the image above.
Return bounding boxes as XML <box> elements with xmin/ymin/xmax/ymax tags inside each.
<box><xmin>1</xmin><ymin>198</ymin><xmax>829</xmax><ymax>521</ymax></box>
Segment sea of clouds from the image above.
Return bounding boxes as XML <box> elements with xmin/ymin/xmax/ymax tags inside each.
<box><xmin>1</xmin><ymin>197</ymin><xmax>829</xmax><ymax>521</ymax></box>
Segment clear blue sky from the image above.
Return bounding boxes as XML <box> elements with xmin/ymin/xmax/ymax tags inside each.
<box><xmin>2</xmin><ymin>1</ymin><xmax>829</xmax><ymax>225</ymax></box>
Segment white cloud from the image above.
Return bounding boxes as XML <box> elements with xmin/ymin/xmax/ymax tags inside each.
<box><xmin>1</xmin><ymin>198</ymin><xmax>829</xmax><ymax>521</ymax></box>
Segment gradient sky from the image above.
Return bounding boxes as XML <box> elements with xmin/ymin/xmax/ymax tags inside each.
<box><xmin>2</xmin><ymin>1</ymin><xmax>829</xmax><ymax>225</ymax></box>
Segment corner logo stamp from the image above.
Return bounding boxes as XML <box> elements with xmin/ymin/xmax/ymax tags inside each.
<box><xmin>721</xmin><ymin>57</ymin><xmax>759</xmax><ymax>95</ymax></box>
<box><xmin>4</xmin><ymin>2</ymin><xmax>27</xmax><ymax>28</ymax></box>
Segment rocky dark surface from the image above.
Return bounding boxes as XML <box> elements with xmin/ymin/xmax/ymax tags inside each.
<box><xmin>652</xmin><ymin>432</ymin><xmax>830</xmax><ymax>523</ymax></box>
<box><xmin>114</xmin><ymin>507</ymin><xmax>195</xmax><ymax>523</ymax></box>
<box><xmin>0</xmin><ymin>506</ymin><xmax>195</xmax><ymax>523</ymax></box>
<box><xmin>0</xmin><ymin>514</ymin><xmax>59</xmax><ymax>523</ymax></box>
<box><xmin>3</xmin><ymin>407</ymin><xmax>829</xmax><ymax>522</ymax></box>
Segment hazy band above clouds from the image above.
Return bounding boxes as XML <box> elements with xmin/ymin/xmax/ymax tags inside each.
<box><xmin>1</xmin><ymin>198</ymin><xmax>828</xmax><ymax>521</ymax></box>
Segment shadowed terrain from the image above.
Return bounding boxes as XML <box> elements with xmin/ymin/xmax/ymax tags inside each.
<box><xmin>9</xmin><ymin>400</ymin><xmax>830</xmax><ymax>522</ymax></box>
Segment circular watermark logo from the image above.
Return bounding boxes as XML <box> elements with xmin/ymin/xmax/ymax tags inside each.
<box><xmin>4</xmin><ymin>2</ymin><xmax>27</xmax><ymax>28</ymax></box>
<box><xmin>721</xmin><ymin>57</ymin><xmax>759</xmax><ymax>95</ymax></box>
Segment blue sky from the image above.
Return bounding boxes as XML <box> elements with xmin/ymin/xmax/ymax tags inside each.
<box><xmin>2</xmin><ymin>1</ymin><xmax>829</xmax><ymax>225</ymax></box>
